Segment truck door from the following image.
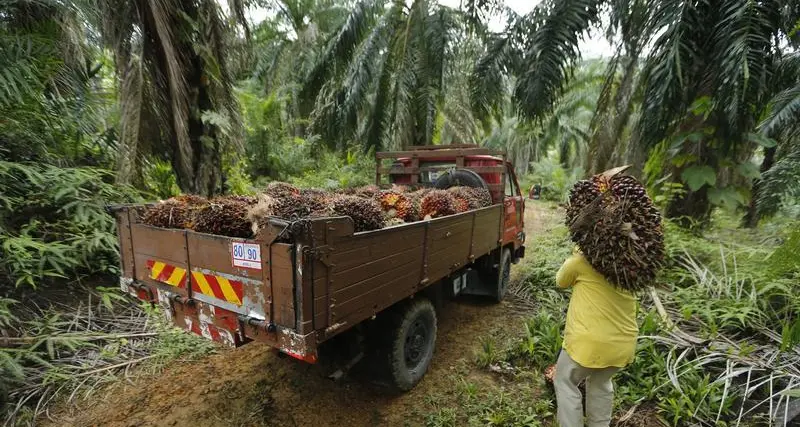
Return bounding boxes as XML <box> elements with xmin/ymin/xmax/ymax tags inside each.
<box><xmin>502</xmin><ymin>164</ymin><xmax>524</xmax><ymax>246</ymax></box>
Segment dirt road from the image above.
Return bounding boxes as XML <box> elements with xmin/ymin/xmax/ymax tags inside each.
<box><xmin>46</xmin><ymin>201</ymin><xmax>559</xmax><ymax>427</ymax></box>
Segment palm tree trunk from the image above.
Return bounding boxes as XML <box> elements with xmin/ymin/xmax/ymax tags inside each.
<box><xmin>587</xmin><ymin>53</ymin><xmax>639</xmax><ymax>174</ymax></box>
<box><xmin>742</xmin><ymin>146</ymin><xmax>776</xmax><ymax>228</ymax></box>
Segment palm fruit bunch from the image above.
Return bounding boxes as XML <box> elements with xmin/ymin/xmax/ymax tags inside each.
<box><xmin>565</xmin><ymin>169</ymin><xmax>665</xmax><ymax>292</ymax></box>
<box><xmin>193</xmin><ymin>195</ymin><xmax>256</xmax><ymax>238</ymax></box>
<box><xmin>330</xmin><ymin>195</ymin><xmax>385</xmax><ymax>232</ymax></box>
<box><xmin>376</xmin><ymin>190</ymin><xmax>415</xmax><ymax>221</ymax></box>
<box><xmin>420</xmin><ymin>190</ymin><xmax>457</xmax><ymax>219</ymax></box>
<box><xmin>141</xmin><ymin>194</ymin><xmax>208</xmax><ymax>229</ymax></box>
<box><xmin>468</xmin><ymin>187</ymin><xmax>493</xmax><ymax>208</ymax></box>
<box><xmin>264</xmin><ymin>181</ymin><xmax>300</xmax><ymax>198</ymax></box>
<box><xmin>354</xmin><ymin>184</ymin><xmax>380</xmax><ymax>198</ymax></box>
<box><xmin>300</xmin><ymin>188</ymin><xmax>332</xmax><ymax>214</ymax></box>
<box><xmin>446</xmin><ymin>187</ymin><xmax>471</xmax><ymax>213</ymax></box>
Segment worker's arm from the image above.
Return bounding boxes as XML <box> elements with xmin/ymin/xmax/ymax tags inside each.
<box><xmin>556</xmin><ymin>255</ymin><xmax>578</xmax><ymax>289</ymax></box>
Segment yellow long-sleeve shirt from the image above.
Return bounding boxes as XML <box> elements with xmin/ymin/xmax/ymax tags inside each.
<box><xmin>556</xmin><ymin>252</ymin><xmax>638</xmax><ymax>368</ymax></box>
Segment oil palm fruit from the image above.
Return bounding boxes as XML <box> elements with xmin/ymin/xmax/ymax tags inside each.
<box><xmin>264</xmin><ymin>182</ymin><xmax>300</xmax><ymax>198</ymax></box>
<box><xmin>565</xmin><ymin>172</ymin><xmax>664</xmax><ymax>292</ymax></box>
<box><xmin>377</xmin><ymin>190</ymin><xmax>414</xmax><ymax>221</ymax></box>
<box><xmin>446</xmin><ymin>187</ymin><xmax>471</xmax><ymax>213</ymax></box>
<box><xmin>468</xmin><ymin>187</ymin><xmax>493</xmax><ymax>208</ymax></box>
<box><xmin>420</xmin><ymin>190</ymin><xmax>457</xmax><ymax>219</ymax></box>
<box><xmin>354</xmin><ymin>184</ymin><xmax>380</xmax><ymax>198</ymax></box>
<box><xmin>301</xmin><ymin>188</ymin><xmax>331</xmax><ymax>213</ymax></box>
<box><xmin>193</xmin><ymin>196</ymin><xmax>255</xmax><ymax>238</ymax></box>
<box><xmin>142</xmin><ymin>194</ymin><xmax>208</xmax><ymax>229</ymax></box>
<box><xmin>331</xmin><ymin>195</ymin><xmax>385</xmax><ymax>232</ymax></box>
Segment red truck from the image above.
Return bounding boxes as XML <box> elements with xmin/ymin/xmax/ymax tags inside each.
<box><xmin>111</xmin><ymin>145</ymin><xmax>525</xmax><ymax>391</ymax></box>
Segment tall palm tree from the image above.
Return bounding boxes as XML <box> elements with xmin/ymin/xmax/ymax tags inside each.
<box><xmin>469</xmin><ymin>0</ymin><xmax>800</xmax><ymax>222</ymax></box>
<box><xmin>0</xmin><ymin>0</ymin><xmax>105</xmax><ymax>163</ymax></box>
<box><xmin>748</xmin><ymin>50</ymin><xmax>800</xmax><ymax>224</ymax></box>
<box><xmin>300</xmin><ymin>0</ymin><xmax>463</xmax><ymax>151</ymax></box>
<box><xmin>248</xmin><ymin>0</ymin><xmax>350</xmax><ymax>137</ymax></box>
<box><xmin>483</xmin><ymin>60</ymin><xmax>604</xmax><ymax>175</ymax></box>
<box><xmin>93</xmin><ymin>0</ymin><xmax>248</xmax><ymax>196</ymax></box>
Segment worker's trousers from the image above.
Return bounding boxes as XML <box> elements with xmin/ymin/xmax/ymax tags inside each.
<box><xmin>554</xmin><ymin>350</ymin><xmax>619</xmax><ymax>427</ymax></box>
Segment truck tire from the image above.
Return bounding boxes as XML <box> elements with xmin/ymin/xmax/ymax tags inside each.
<box><xmin>385</xmin><ymin>298</ymin><xmax>437</xmax><ymax>392</ymax></box>
<box><xmin>494</xmin><ymin>248</ymin><xmax>512</xmax><ymax>303</ymax></box>
<box><xmin>433</xmin><ymin>169</ymin><xmax>488</xmax><ymax>191</ymax></box>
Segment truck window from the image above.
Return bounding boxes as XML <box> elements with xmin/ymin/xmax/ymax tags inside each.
<box><xmin>504</xmin><ymin>166</ymin><xmax>518</xmax><ymax>197</ymax></box>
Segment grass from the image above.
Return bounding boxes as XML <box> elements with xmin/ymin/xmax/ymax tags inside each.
<box><xmin>1</xmin><ymin>284</ymin><xmax>217</xmax><ymax>426</ymax></box>
<box><xmin>422</xmin><ymin>201</ymin><xmax>800</xmax><ymax>427</ymax></box>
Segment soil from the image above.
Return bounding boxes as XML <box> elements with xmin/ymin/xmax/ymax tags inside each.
<box><xmin>40</xmin><ymin>201</ymin><xmax>656</xmax><ymax>427</ymax></box>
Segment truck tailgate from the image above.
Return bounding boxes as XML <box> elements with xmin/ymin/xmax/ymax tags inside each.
<box><xmin>114</xmin><ymin>207</ymin><xmax>303</xmax><ymax>350</ymax></box>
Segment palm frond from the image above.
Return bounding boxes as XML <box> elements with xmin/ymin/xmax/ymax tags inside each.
<box><xmin>299</xmin><ymin>0</ymin><xmax>381</xmax><ymax>115</ymax></box>
<box><xmin>469</xmin><ymin>34</ymin><xmax>515</xmax><ymax>127</ymax></box>
<box><xmin>513</xmin><ymin>0</ymin><xmax>601</xmax><ymax>120</ymax></box>
<box><xmin>712</xmin><ymin>0</ymin><xmax>780</xmax><ymax>137</ymax></box>
<box><xmin>759</xmin><ymin>83</ymin><xmax>800</xmax><ymax>137</ymax></box>
<box><xmin>336</xmin><ymin>3</ymin><xmax>397</xmax><ymax>139</ymax></box>
<box><xmin>0</xmin><ymin>35</ymin><xmax>51</xmax><ymax>107</ymax></box>
<box><xmin>757</xmin><ymin>143</ymin><xmax>800</xmax><ymax>216</ymax></box>
<box><xmin>636</xmin><ymin>0</ymin><xmax>703</xmax><ymax>147</ymax></box>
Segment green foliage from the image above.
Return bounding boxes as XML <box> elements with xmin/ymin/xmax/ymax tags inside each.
<box><xmin>508</xmin><ymin>206</ymin><xmax>798</xmax><ymax>426</ymax></box>
<box><xmin>421</xmin><ymin>375</ymin><xmax>553</xmax><ymax>427</ymax></box>
<box><xmin>522</xmin><ymin>158</ymin><xmax>584</xmax><ymax>203</ymax></box>
<box><xmin>0</xmin><ymin>162</ymin><xmax>139</xmax><ymax>289</ymax></box>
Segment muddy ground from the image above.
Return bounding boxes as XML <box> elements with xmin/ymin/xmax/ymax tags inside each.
<box><xmin>43</xmin><ymin>202</ymin><xmax>570</xmax><ymax>427</ymax></box>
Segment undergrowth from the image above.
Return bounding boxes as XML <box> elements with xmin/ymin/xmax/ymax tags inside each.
<box><xmin>479</xmin><ymin>202</ymin><xmax>800</xmax><ymax>427</ymax></box>
<box><xmin>0</xmin><ymin>286</ymin><xmax>217</xmax><ymax>426</ymax></box>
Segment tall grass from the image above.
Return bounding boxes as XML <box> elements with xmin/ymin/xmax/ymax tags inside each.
<box><xmin>508</xmin><ymin>207</ymin><xmax>800</xmax><ymax>426</ymax></box>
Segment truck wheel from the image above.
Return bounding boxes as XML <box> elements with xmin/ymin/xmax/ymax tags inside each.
<box><xmin>494</xmin><ymin>248</ymin><xmax>512</xmax><ymax>302</ymax></box>
<box><xmin>386</xmin><ymin>298</ymin><xmax>437</xmax><ymax>392</ymax></box>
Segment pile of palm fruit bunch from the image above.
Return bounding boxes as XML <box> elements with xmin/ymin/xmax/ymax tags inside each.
<box><xmin>142</xmin><ymin>181</ymin><xmax>494</xmax><ymax>237</ymax></box>
<box><xmin>565</xmin><ymin>166</ymin><xmax>665</xmax><ymax>293</ymax></box>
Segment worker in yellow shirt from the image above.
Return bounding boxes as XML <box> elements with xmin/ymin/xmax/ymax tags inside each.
<box><xmin>554</xmin><ymin>248</ymin><xmax>638</xmax><ymax>427</ymax></box>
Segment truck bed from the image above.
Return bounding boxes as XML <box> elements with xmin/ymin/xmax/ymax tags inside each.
<box><xmin>114</xmin><ymin>203</ymin><xmax>504</xmax><ymax>361</ymax></box>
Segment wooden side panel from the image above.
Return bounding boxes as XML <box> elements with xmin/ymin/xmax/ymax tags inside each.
<box><xmin>307</xmin><ymin>207</ymin><xmax>504</xmax><ymax>342</ymax></box>
<box><xmin>425</xmin><ymin>215</ymin><xmax>473</xmax><ymax>281</ymax></box>
<box><xmin>115</xmin><ymin>210</ymin><xmax>135</xmax><ymax>278</ymax></box>
<box><xmin>130</xmin><ymin>224</ymin><xmax>188</xmax><ymax>267</ymax></box>
<box><xmin>270</xmin><ymin>243</ymin><xmax>296</xmax><ymax>328</ymax></box>
<box><xmin>312</xmin><ymin>223</ymin><xmax>425</xmax><ymax>330</ymax></box>
<box><xmin>471</xmin><ymin>205</ymin><xmax>503</xmax><ymax>257</ymax></box>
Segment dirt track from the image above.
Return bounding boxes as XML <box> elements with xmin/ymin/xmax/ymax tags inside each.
<box><xmin>45</xmin><ymin>201</ymin><xmax>556</xmax><ymax>427</ymax></box>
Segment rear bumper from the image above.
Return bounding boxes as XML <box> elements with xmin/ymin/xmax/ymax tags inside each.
<box><xmin>120</xmin><ymin>277</ymin><xmax>318</xmax><ymax>363</ymax></box>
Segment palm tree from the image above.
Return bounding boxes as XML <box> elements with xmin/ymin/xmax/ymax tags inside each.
<box><xmin>0</xmin><ymin>0</ymin><xmax>105</xmax><ymax>164</ymax></box>
<box><xmin>747</xmin><ymin>51</ymin><xmax>800</xmax><ymax>225</ymax></box>
<box><xmin>93</xmin><ymin>0</ymin><xmax>248</xmax><ymax>196</ymax></box>
<box><xmin>469</xmin><ymin>0</ymin><xmax>800</xmax><ymax>223</ymax></box>
<box><xmin>248</xmin><ymin>0</ymin><xmax>350</xmax><ymax>137</ymax></box>
<box><xmin>483</xmin><ymin>60</ymin><xmax>604</xmax><ymax>175</ymax></box>
<box><xmin>300</xmin><ymin>0</ymin><xmax>463</xmax><ymax>151</ymax></box>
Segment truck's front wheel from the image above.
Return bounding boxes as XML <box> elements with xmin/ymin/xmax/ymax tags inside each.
<box><xmin>494</xmin><ymin>248</ymin><xmax>512</xmax><ymax>302</ymax></box>
<box><xmin>385</xmin><ymin>298</ymin><xmax>437</xmax><ymax>392</ymax></box>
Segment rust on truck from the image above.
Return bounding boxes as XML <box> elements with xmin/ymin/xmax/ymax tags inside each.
<box><xmin>111</xmin><ymin>145</ymin><xmax>524</xmax><ymax>370</ymax></box>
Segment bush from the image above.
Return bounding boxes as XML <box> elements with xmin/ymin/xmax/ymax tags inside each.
<box><xmin>521</xmin><ymin>158</ymin><xmax>584</xmax><ymax>202</ymax></box>
<box><xmin>0</xmin><ymin>162</ymin><xmax>139</xmax><ymax>289</ymax></box>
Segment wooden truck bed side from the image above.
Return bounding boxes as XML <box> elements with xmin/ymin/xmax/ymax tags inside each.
<box><xmin>113</xmin><ymin>201</ymin><xmax>505</xmax><ymax>361</ymax></box>
<box><xmin>302</xmin><ymin>204</ymin><xmax>503</xmax><ymax>342</ymax></box>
